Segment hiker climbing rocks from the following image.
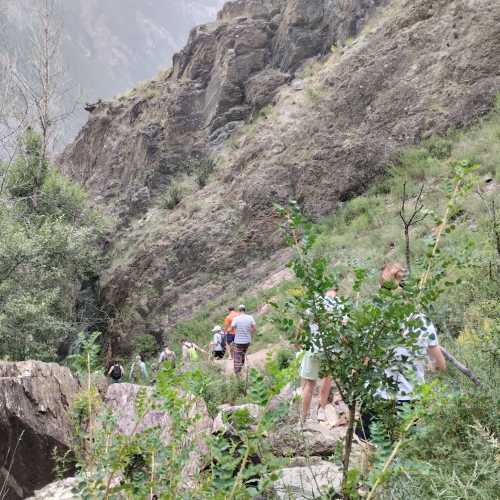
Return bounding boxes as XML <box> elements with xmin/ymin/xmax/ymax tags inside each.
<box><xmin>210</xmin><ymin>325</ymin><xmax>226</xmax><ymax>359</ymax></box>
<box><xmin>129</xmin><ymin>354</ymin><xmax>148</xmax><ymax>384</ymax></box>
<box><xmin>231</xmin><ymin>304</ymin><xmax>256</xmax><ymax>375</ymax></box>
<box><xmin>300</xmin><ymin>287</ymin><xmax>346</xmax><ymax>423</ymax></box>
<box><xmin>224</xmin><ymin>306</ymin><xmax>240</xmax><ymax>359</ymax></box>
<box><xmin>158</xmin><ymin>345</ymin><xmax>176</xmax><ymax>368</ymax></box>
<box><xmin>108</xmin><ymin>360</ymin><xmax>124</xmax><ymax>384</ymax></box>
<box><xmin>357</xmin><ymin>263</ymin><xmax>447</xmax><ymax>440</ymax></box>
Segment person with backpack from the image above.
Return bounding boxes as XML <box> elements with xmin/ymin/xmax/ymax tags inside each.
<box><xmin>231</xmin><ymin>305</ymin><xmax>256</xmax><ymax>375</ymax></box>
<box><xmin>129</xmin><ymin>354</ymin><xmax>148</xmax><ymax>384</ymax></box>
<box><xmin>158</xmin><ymin>345</ymin><xmax>176</xmax><ymax>368</ymax></box>
<box><xmin>210</xmin><ymin>325</ymin><xmax>226</xmax><ymax>359</ymax></box>
<box><xmin>107</xmin><ymin>360</ymin><xmax>124</xmax><ymax>384</ymax></box>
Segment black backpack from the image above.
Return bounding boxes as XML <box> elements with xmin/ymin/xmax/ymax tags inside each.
<box><xmin>110</xmin><ymin>364</ymin><xmax>122</xmax><ymax>380</ymax></box>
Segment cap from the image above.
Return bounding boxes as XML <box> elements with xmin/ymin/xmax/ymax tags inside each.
<box><xmin>212</xmin><ymin>325</ymin><xmax>222</xmax><ymax>332</ymax></box>
<box><xmin>238</xmin><ymin>304</ymin><xmax>246</xmax><ymax>311</ymax></box>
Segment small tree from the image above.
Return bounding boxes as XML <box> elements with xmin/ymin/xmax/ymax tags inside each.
<box><xmin>399</xmin><ymin>182</ymin><xmax>427</xmax><ymax>275</ymax></box>
<box><xmin>275</xmin><ymin>202</ymin><xmax>425</xmax><ymax>497</ymax></box>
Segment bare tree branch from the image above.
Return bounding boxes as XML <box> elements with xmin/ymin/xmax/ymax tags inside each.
<box><xmin>399</xmin><ymin>182</ymin><xmax>428</xmax><ymax>274</ymax></box>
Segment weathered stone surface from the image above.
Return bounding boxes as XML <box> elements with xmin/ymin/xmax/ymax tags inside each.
<box><xmin>26</xmin><ymin>478</ymin><xmax>79</xmax><ymax>500</ymax></box>
<box><xmin>274</xmin><ymin>457</ymin><xmax>342</xmax><ymax>499</ymax></box>
<box><xmin>270</xmin><ymin>420</ymin><xmax>347</xmax><ymax>458</ymax></box>
<box><xmin>105</xmin><ymin>383</ymin><xmax>212</xmax><ymax>477</ymax></box>
<box><xmin>0</xmin><ymin>362</ymin><xmax>80</xmax><ymax>499</ymax></box>
<box><xmin>60</xmin><ymin>0</ymin><xmax>500</xmax><ymax>354</ymax></box>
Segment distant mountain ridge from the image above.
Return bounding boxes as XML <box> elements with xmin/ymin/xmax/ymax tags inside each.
<box><xmin>0</xmin><ymin>0</ymin><xmax>224</xmax><ymax>144</ymax></box>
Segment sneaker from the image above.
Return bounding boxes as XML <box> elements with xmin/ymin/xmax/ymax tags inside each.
<box><xmin>317</xmin><ymin>406</ymin><xmax>327</xmax><ymax>421</ymax></box>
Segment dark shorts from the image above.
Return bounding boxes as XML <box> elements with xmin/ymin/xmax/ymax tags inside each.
<box><xmin>213</xmin><ymin>351</ymin><xmax>225</xmax><ymax>359</ymax></box>
<box><xmin>225</xmin><ymin>333</ymin><xmax>235</xmax><ymax>344</ymax></box>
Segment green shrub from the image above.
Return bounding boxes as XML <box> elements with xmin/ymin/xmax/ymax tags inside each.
<box><xmin>191</xmin><ymin>157</ymin><xmax>216</xmax><ymax>188</ymax></box>
<box><xmin>425</xmin><ymin>137</ymin><xmax>452</xmax><ymax>160</ymax></box>
<box><xmin>133</xmin><ymin>334</ymin><xmax>157</xmax><ymax>357</ymax></box>
<box><xmin>160</xmin><ymin>181</ymin><xmax>184</xmax><ymax>209</ymax></box>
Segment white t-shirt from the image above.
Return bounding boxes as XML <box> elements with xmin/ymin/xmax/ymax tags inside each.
<box><xmin>231</xmin><ymin>313</ymin><xmax>256</xmax><ymax>344</ymax></box>
<box><xmin>308</xmin><ymin>296</ymin><xmax>346</xmax><ymax>353</ymax></box>
<box><xmin>378</xmin><ymin>314</ymin><xmax>439</xmax><ymax>401</ymax></box>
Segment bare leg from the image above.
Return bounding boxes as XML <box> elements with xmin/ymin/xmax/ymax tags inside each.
<box><xmin>319</xmin><ymin>376</ymin><xmax>332</xmax><ymax>409</ymax></box>
<box><xmin>302</xmin><ymin>379</ymin><xmax>316</xmax><ymax>421</ymax></box>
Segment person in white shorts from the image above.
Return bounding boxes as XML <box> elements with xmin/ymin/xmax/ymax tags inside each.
<box><xmin>301</xmin><ymin>288</ymin><xmax>347</xmax><ymax>423</ymax></box>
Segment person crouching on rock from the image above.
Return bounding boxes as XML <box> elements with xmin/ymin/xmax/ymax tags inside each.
<box><xmin>108</xmin><ymin>360</ymin><xmax>124</xmax><ymax>384</ymax></box>
<box><xmin>210</xmin><ymin>325</ymin><xmax>226</xmax><ymax>359</ymax></box>
<box><xmin>231</xmin><ymin>304</ymin><xmax>256</xmax><ymax>375</ymax></box>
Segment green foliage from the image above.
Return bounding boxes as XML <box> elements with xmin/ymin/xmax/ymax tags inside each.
<box><xmin>0</xmin><ymin>131</ymin><xmax>105</xmax><ymax>362</ymax></box>
<box><xmin>132</xmin><ymin>334</ymin><xmax>157</xmax><ymax>357</ymax></box>
<box><xmin>189</xmin><ymin>157</ymin><xmax>216</xmax><ymax>188</ymax></box>
<box><xmin>4</xmin><ymin>129</ymin><xmax>48</xmax><ymax>199</ymax></box>
<box><xmin>72</xmin><ymin>357</ymin><xmax>297</xmax><ymax>498</ymax></box>
<box><xmin>160</xmin><ymin>180</ymin><xmax>184</xmax><ymax>209</ymax></box>
<box><xmin>66</xmin><ymin>331</ymin><xmax>102</xmax><ymax>374</ymax></box>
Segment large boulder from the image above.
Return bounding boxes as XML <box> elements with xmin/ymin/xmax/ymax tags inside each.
<box><xmin>274</xmin><ymin>457</ymin><xmax>342</xmax><ymax>499</ymax></box>
<box><xmin>0</xmin><ymin>362</ymin><xmax>80</xmax><ymax>500</ymax></box>
<box><xmin>26</xmin><ymin>478</ymin><xmax>78</xmax><ymax>500</ymax></box>
<box><xmin>105</xmin><ymin>383</ymin><xmax>212</xmax><ymax>477</ymax></box>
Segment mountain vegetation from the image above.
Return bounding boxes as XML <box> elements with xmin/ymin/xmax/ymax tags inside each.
<box><xmin>0</xmin><ymin>0</ymin><xmax>498</xmax><ymax>499</ymax></box>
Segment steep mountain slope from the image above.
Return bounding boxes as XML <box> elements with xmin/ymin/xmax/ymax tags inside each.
<box><xmin>61</xmin><ymin>0</ymin><xmax>500</xmax><ymax>353</ymax></box>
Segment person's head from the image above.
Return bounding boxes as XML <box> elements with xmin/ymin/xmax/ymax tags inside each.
<box><xmin>212</xmin><ymin>325</ymin><xmax>222</xmax><ymax>333</ymax></box>
<box><xmin>380</xmin><ymin>263</ymin><xmax>406</xmax><ymax>288</ymax></box>
<box><xmin>135</xmin><ymin>354</ymin><xmax>142</xmax><ymax>362</ymax></box>
<box><xmin>325</xmin><ymin>287</ymin><xmax>339</xmax><ymax>298</ymax></box>
<box><xmin>111</xmin><ymin>360</ymin><xmax>118</xmax><ymax>366</ymax></box>
<box><xmin>228</xmin><ymin>306</ymin><xmax>235</xmax><ymax>312</ymax></box>
<box><xmin>238</xmin><ymin>304</ymin><xmax>246</xmax><ymax>313</ymax></box>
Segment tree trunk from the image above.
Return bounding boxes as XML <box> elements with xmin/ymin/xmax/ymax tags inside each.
<box><xmin>404</xmin><ymin>227</ymin><xmax>411</xmax><ymax>274</ymax></box>
<box><xmin>342</xmin><ymin>402</ymin><xmax>357</xmax><ymax>498</ymax></box>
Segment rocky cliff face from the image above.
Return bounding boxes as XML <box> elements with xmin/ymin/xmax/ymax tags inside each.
<box><xmin>60</xmin><ymin>0</ymin><xmax>500</xmax><ymax>353</ymax></box>
<box><xmin>0</xmin><ymin>362</ymin><xmax>80</xmax><ymax>499</ymax></box>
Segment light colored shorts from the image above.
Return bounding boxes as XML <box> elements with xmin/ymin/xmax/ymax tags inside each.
<box><xmin>300</xmin><ymin>351</ymin><xmax>321</xmax><ymax>380</ymax></box>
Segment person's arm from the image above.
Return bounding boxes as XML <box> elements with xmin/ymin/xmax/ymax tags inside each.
<box><xmin>107</xmin><ymin>366</ymin><xmax>113</xmax><ymax>376</ymax></box>
<box><xmin>142</xmin><ymin>363</ymin><xmax>148</xmax><ymax>378</ymax></box>
<box><xmin>120</xmin><ymin>365</ymin><xmax>124</xmax><ymax>377</ymax></box>
<box><xmin>428</xmin><ymin>345</ymin><xmax>447</xmax><ymax>371</ymax></box>
<box><xmin>129</xmin><ymin>364</ymin><xmax>134</xmax><ymax>380</ymax></box>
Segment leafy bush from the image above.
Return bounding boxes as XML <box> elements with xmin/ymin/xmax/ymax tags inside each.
<box><xmin>133</xmin><ymin>334</ymin><xmax>157</xmax><ymax>358</ymax></box>
<box><xmin>0</xmin><ymin>131</ymin><xmax>104</xmax><ymax>362</ymax></box>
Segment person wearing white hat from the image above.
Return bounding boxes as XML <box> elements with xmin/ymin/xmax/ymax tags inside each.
<box><xmin>210</xmin><ymin>325</ymin><xmax>226</xmax><ymax>359</ymax></box>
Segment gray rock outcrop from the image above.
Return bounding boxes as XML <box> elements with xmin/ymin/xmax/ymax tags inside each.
<box><xmin>0</xmin><ymin>362</ymin><xmax>80</xmax><ymax>500</ymax></box>
<box><xmin>105</xmin><ymin>383</ymin><xmax>212</xmax><ymax>477</ymax></box>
